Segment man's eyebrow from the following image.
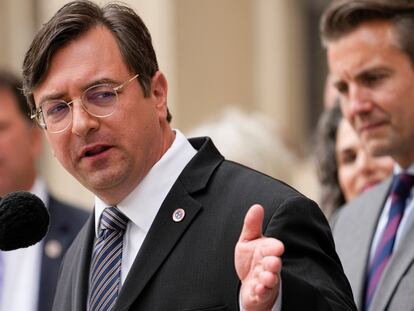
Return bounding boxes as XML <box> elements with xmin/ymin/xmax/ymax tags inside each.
<box><xmin>355</xmin><ymin>66</ymin><xmax>392</xmax><ymax>79</ymax></box>
<box><xmin>37</xmin><ymin>77</ymin><xmax>119</xmax><ymax>106</ymax></box>
<box><xmin>330</xmin><ymin>66</ymin><xmax>393</xmax><ymax>90</ymax></box>
<box><xmin>37</xmin><ymin>92</ymin><xmax>67</xmax><ymax>106</ymax></box>
<box><xmin>85</xmin><ymin>78</ymin><xmax>119</xmax><ymax>88</ymax></box>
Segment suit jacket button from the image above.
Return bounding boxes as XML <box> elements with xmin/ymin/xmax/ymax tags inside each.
<box><xmin>172</xmin><ymin>208</ymin><xmax>185</xmax><ymax>222</ymax></box>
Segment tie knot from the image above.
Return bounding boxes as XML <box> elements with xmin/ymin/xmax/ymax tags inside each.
<box><xmin>391</xmin><ymin>173</ymin><xmax>414</xmax><ymax>200</ymax></box>
<box><xmin>100</xmin><ymin>206</ymin><xmax>129</xmax><ymax>232</ymax></box>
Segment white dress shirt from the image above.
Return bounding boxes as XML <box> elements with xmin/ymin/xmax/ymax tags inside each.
<box><xmin>0</xmin><ymin>178</ymin><xmax>48</xmax><ymax>311</ymax></box>
<box><xmin>93</xmin><ymin>130</ymin><xmax>197</xmax><ymax>283</ymax></box>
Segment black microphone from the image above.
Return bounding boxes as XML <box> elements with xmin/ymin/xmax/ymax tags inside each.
<box><xmin>0</xmin><ymin>191</ymin><xmax>50</xmax><ymax>251</ymax></box>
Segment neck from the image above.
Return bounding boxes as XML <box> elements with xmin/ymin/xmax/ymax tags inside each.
<box><xmin>97</xmin><ymin>126</ymin><xmax>176</xmax><ymax>205</ymax></box>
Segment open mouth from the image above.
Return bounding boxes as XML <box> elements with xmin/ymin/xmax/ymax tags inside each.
<box><xmin>84</xmin><ymin>145</ymin><xmax>111</xmax><ymax>157</ymax></box>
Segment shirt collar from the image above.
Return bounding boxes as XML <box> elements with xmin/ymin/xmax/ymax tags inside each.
<box><xmin>29</xmin><ymin>177</ymin><xmax>49</xmax><ymax>208</ymax></box>
<box><xmin>94</xmin><ymin>129</ymin><xmax>197</xmax><ymax>236</ymax></box>
<box><xmin>394</xmin><ymin>162</ymin><xmax>414</xmax><ymax>175</ymax></box>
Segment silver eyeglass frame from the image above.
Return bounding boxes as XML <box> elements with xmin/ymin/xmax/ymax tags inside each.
<box><xmin>31</xmin><ymin>74</ymin><xmax>139</xmax><ymax>134</ymax></box>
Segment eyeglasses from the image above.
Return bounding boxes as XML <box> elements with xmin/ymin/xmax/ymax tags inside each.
<box><xmin>31</xmin><ymin>74</ymin><xmax>139</xmax><ymax>133</ymax></box>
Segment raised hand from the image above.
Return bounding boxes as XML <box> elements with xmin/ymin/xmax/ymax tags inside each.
<box><xmin>235</xmin><ymin>204</ymin><xmax>284</xmax><ymax>311</ymax></box>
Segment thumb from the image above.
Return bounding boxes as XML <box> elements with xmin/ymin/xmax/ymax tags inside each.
<box><xmin>239</xmin><ymin>204</ymin><xmax>264</xmax><ymax>242</ymax></box>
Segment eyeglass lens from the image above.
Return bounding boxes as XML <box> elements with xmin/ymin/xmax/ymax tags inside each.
<box><xmin>41</xmin><ymin>84</ymin><xmax>118</xmax><ymax>133</ymax></box>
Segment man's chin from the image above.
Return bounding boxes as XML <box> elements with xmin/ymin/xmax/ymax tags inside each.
<box><xmin>78</xmin><ymin>173</ymin><xmax>117</xmax><ymax>192</ymax></box>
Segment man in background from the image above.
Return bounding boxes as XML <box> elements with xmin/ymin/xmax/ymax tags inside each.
<box><xmin>321</xmin><ymin>0</ymin><xmax>414</xmax><ymax>310</ymax></box>
<box><xmin>0</xmin><ymin>69</ymin><xmax>88</xmax><ymax>311</ymax></box>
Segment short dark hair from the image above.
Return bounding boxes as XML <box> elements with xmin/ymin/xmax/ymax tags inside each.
<box><xmin>314</xmin><ymin>102</ymin><xmax>345</xmax><ymax>218</ymax></box>
<box><xmin>320</xmin><ymin>0</ymin><xmax>414</xmax><ymax>65</ymax></box>
<box><xmin>22</xmin><ymin>0</ymin><xmax>172</xmax><ymax>122</ymax></box>
<box><xmin>0</xmin><ymin>70</ymin><xmax>30</xmax><ymax>122</ymax></box>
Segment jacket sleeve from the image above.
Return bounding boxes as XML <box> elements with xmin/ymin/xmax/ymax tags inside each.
<box><xmin>263</xmin><ymin>195</ymin><xmax>357</xmax><ymax>311</ymax></box>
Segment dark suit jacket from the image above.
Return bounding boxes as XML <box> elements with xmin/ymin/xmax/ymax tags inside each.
<box><xmin>52</xmin><ymin>137</ymin><xmax>356</xmax><ymax>311</ymax></box>
<box><xmin>38</xmin><ymin>195</ymin><xmax>88</xmax><ymax>311</ymax></box>
<box><xmin>332</xmin><ymin>177</ymin><xmax>414</xmax><ymax>310</ymax></box>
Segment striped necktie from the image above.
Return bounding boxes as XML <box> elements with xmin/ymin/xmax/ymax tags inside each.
<box><xmin>364</xmin><ymin>173</ymin><xmax>414</xmax><ymax>310</ymax></box>
<box><xmin>88</xmin><ymin>207</ymin><xmax>129</xmax><ymax>311</ymax></box>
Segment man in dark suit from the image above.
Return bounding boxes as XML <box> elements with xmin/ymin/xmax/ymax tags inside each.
<box><xmin>321</xmin><ymin>0</ymin><xmax>414</xmax><ymax>310</ymax></box>
<box><xmin>22</xmin><ymin>1</ymin><xmax>356</xmax><ymax>310</ymax></box>
<box><xmin>0</xmin><ymin>70</ymin><xmax>88</xmax><ymax>311</ymax></box>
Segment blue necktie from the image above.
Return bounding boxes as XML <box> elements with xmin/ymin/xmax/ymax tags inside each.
<box><xmin>88</xmin><ymin>207</ymin><xmax>129</xmax><ymax>311</ymax></box>
<box><xmin>364</xmin><ymin>173</ymin><xmax>414</xmax><ymax>310</ymax></box>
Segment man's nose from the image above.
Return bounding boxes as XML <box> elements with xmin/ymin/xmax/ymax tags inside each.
<box><xmin>349</xmin><ymin>86</ymin><xmax>373</xmax><ymax>117</ymax></box>
<box><xmin>71</xmin><ymin>100</ymin><xmax>99</xmax><ymax>137</ymax></box>
<box><xmin>346</xmin><ymin>86</ymin><xmax>374</xmax><ymax>119</ymax></box>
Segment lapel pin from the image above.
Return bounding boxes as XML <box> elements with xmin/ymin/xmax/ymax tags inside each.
<box><xmin>172</xmin><ymin>208</ymin><xmax>185</xmax><ymax>222</ymax></box>
<box><xmin>45</xmin><ymin>239</ymin><xmax>63</xmax><ymax>259</ymax></box>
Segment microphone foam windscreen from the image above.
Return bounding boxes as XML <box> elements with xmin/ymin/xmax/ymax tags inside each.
<box><xmin>0</xmin><ymin>191</ymin><xmax>50</xmax><ymax>251</ymax></box>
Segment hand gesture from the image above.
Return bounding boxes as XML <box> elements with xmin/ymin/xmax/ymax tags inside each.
<box><xmin>235</xmin><ymin>204</ymin><xmax>284</xmax><ymax>311</ymax></box>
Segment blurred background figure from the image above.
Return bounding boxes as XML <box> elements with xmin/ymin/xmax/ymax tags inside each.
<box><xmin>0</xmin><ymin>69</ymin><xmax>88</xmax><ymax>311</ymax></box>
<box><xmin>186</xmin><ymin>107</ymin><xmax>297</xmax><ymax>184</ymax></box>
<box><xmin>315</xmin><ymin>103</ymin><xmax>394</xmax><ymax>219</ymax></box>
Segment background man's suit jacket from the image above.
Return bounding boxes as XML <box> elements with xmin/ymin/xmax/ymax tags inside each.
<box><xmin>332</xmin><ymin>177</ymin><xmax>414</xmax><ymax>310</ymax></box>
<box><xmin>38</xmin><ymin>195</ymin><xmax>88</xmax><ymax>311</ymax></box>
<box><xmin>52</xmin><ymin>137</ymin><xmax>356</xmax><ymax>311</ymax></box>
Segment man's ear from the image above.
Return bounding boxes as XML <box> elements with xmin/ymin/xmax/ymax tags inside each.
<box><xmin>150</xmin><ymin>71</ymin><xmax>168</xmax><ymax>114</ymax></box>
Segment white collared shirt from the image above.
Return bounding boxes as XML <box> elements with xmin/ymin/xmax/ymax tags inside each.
<box><xmin>93</xmin><ymin>130</ymin><xmax>197</xmax><ymax>283</ymax></box>
<box><xmin>0</xmin><ymin>178</ymin><xmax>48</xmax><ymax>311</ymax></box>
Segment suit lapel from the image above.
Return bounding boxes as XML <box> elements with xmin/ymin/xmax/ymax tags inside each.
<box><xmin>359</xmin><ymin>180</ymin><xmax>391</xmax><ymax>288</ymax></box>
<box><xmin>115</xmin><ymin>184</ymin><xmax>202</xmax><ymax>311</ymax></box>
<box><xmin>371</xmin><ymin>198</ymin><xmax>414</xmax><ymax>310</ymax></box>
<box><xmin>114</xmin><ymin>137</ymin><xmax>224</xmax><ymax>311</ymax></box>
<box><xmin>334</xmin><ymin>178</ymin><xmax>391</xmax><ymax>308</ymax></box>
<box><xmin>72</xmin><ymin>215</ymin><xmax>95</xmax><ymax>311</ymax></box>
